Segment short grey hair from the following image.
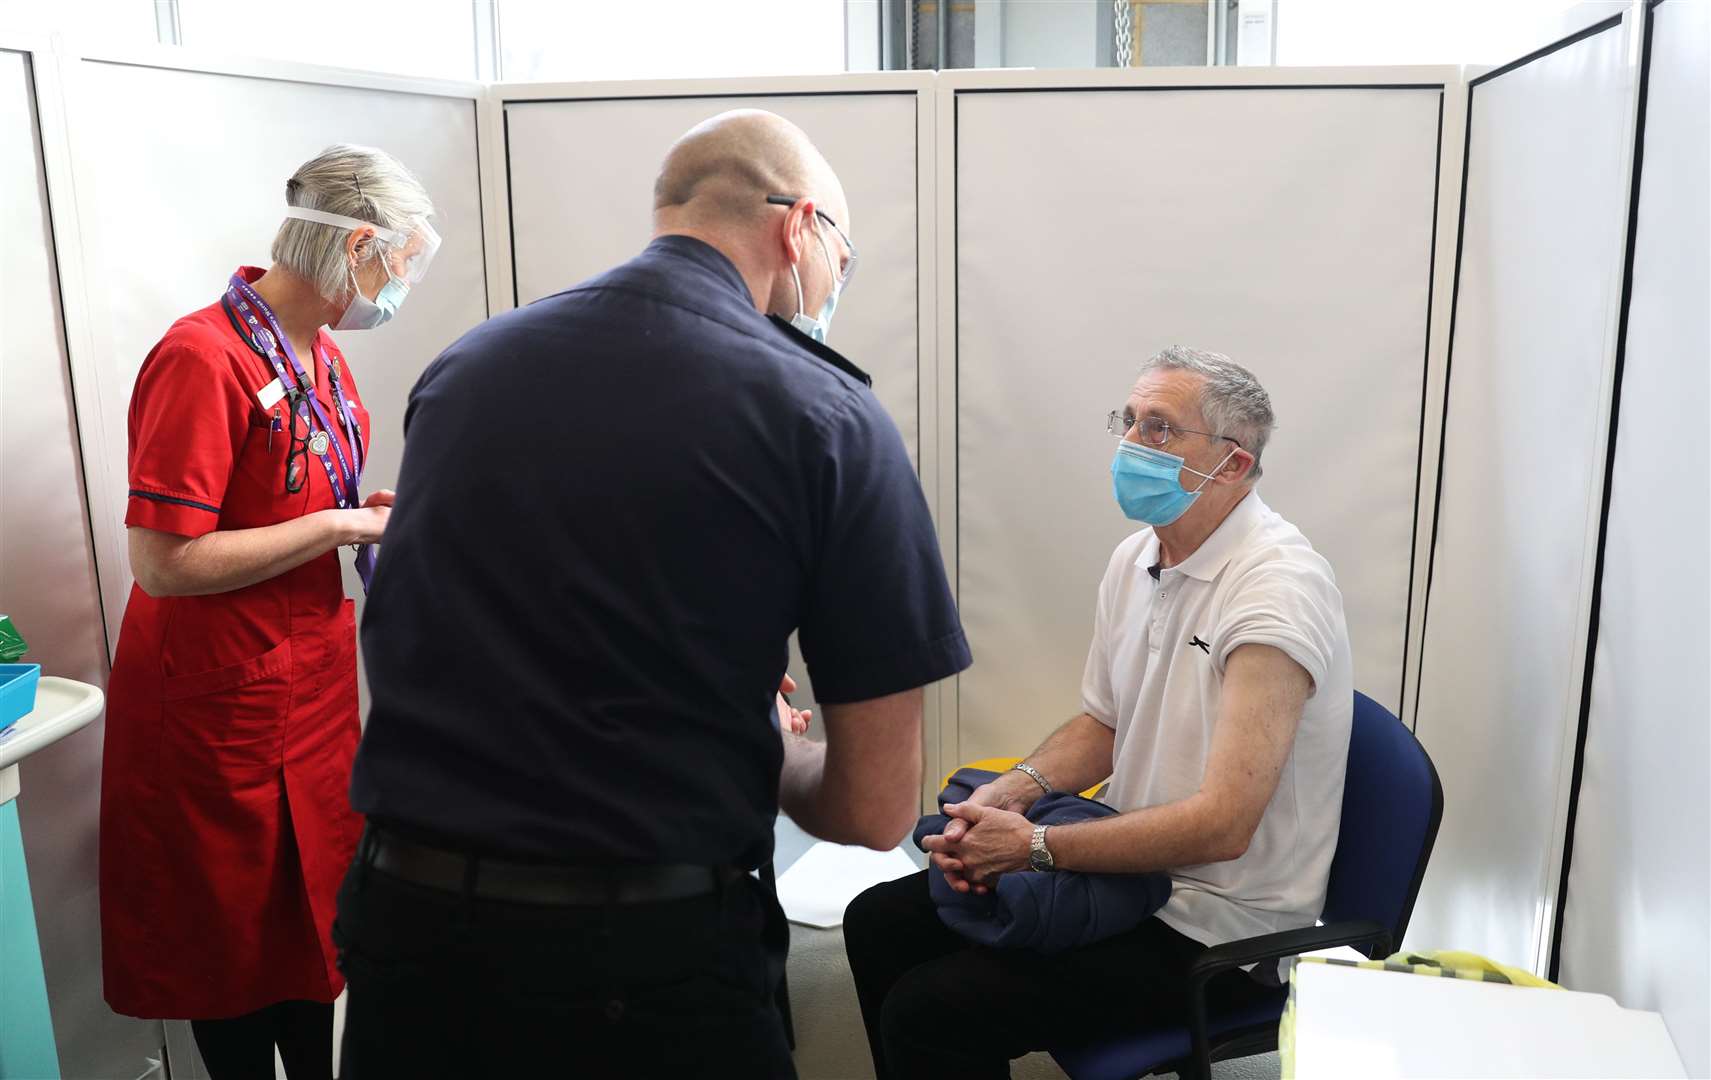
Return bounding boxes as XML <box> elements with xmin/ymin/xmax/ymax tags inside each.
<box><xmin>1138</xmin><ymin>346</ymin><xmax>1276</xmax><ymax>480</ymax></box>
<box><xmin>271</xmin><ymin>144</ymin><xmax>434</xmax><ymax>301</ymax></box>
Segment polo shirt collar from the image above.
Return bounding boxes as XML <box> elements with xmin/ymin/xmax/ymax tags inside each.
<box><xmin>646</xmin><ymin>234</ymin><xmax>752</xmax><ymax>304</ymax></box>
<box><xmin>1140</xmin><ymin>490</ymin><xmax>1266</xmax><ymax>582</ymax></box>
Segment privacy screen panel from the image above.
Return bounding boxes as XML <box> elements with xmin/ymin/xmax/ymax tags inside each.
<box><xmin>954</xmin><ymin>85</ymin><xmax>1440</xmax><ymax>763</ymax></box>
<box><xmin>1408</xmin><ymin>21</ymin><xmax>1634</xmax><ymax>970</ymax></box>
<box><xmin>1559</xmin><ymin>3</ymin><xmax>1710</xmax><ymax>1074</ymax></box>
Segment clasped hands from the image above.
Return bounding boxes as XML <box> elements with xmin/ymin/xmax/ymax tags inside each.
<box><xmin>919</xmin><ymin>773</ymin><xmax>1041</xmax><ymax>895</ymax></box>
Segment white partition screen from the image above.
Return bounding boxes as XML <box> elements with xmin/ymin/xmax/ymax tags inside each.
<box><xmin>1407</xmin><ymin>17</ymin><xmax>1636</xmax><ymax>971</ymax></box>
<box><xmin>62</xmin><ymin>55</ymin><xmax>490</xmax><ymax>651</ymax></box>
<box><xmin>500</xmin><ymin>84</ymin><xmax>928</xmax><ymax>728</ymax></box>
<box><xmin>502</xmin><ymin>89</ymin><xmax>923</xmax><ymax>465</ymax></box>
<box><xmin>953</xmin><ymin>80</ymin><xmax>1443</xmax><ymax>764</ymax></box>
<box><xmin>1558</xmin><ymin>2</ymin><xmax>1710</xmax><ymax>1073</ymax></box>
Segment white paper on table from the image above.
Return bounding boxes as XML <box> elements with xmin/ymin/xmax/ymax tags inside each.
<box><xmin>774</xmin><ymin>841</ymin><xmax>919</xmax><ymax>929</ymax></box>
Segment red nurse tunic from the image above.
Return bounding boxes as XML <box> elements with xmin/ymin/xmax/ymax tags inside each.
<box><xmin>100</xmin><ymin>266</ymin><xmax>371</xmax><ymax>1019</ymax></box>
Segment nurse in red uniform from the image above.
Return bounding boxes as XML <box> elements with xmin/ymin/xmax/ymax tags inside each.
<box><xmin>101</xmin><ymin>144</ymin><xmax>441</xmax><ymax>1079</ymax></box>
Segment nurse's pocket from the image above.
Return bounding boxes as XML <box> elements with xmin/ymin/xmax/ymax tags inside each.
<box><xmin>161</xmin><ymin>637</ymin><xmax>292</xmax><ymax>780</ymax></box>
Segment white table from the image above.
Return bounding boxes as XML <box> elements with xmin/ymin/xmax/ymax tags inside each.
<box><xmin>0</xmin><ymin>676</ymin><xmax>105</xmax><ymax>800</ymax></box>
<box><xmin>1290</xmin><ymin>958</ymin><xmax>1687</xmax><ymax>1078</ymax></box>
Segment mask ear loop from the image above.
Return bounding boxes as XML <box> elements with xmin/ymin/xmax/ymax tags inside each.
<box><xmin>787</xmin><ymin>214</ymin><xmax>827</xmax><ymax>322</ymax></box>
<box><xmin>790</xmin><ymin>262</ymin><xmax>808</xmax><ymax>322</ymax></box>
<box><xmin>1185</xmin><ymin>445</ymin><xmax>1241</xmax><ymax>493</ymax></box>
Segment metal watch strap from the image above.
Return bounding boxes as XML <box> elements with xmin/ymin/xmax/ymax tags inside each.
<box><xmin>1029</xmin><ymin>824</ymin><xmax>1055</xmax><ymax>872</ymax></box>
<box><xmin>1011</xmin><ymin>761</ymin><xmax>1051</xmax><ymax>794</ymax></box>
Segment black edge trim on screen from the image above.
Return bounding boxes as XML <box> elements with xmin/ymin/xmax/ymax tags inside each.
<box><xmin>130</xmin><ymin>490</ymin><xmax>221</xmax><ymax>515</ymax></box>
<box><xmin>951</xmin><ymin>90</ymin><xmax>961</xmax><ymax>751</ymax></box>
<box><xmin>502</xmin><ymin>89</ymin><xmax>917</xmax><ymax>107</ymax></box>
<box><xmin>1467</xmin><ymin>13</ymin><xmax>1625</xmax><ymax>89</ymax></box>
<box><xmin>498</xmin><ymin>90</ymin><xmax>919</xmax><ymax>308</ymax></box>
<box><xmin>1548</xmin><ymin>0</ymin><xmax>1657</xmax><ymax>985</ymax></box>
<box><xmin>914</xmin><ymin>88</ymin><xmax>922</xmax><ymax>482</ymax></box>
<box><xmin>1399</xmin><ymin>90</ymin><xmax>1447</xmax><ymax>715</ymax></box>
<box><xmin>30</xmin><ymin>52</ymin><xmax>115</xmax><ymax>656</ymax></box>
<box><xmin>1412</xmin><ymin>12</ymin><xmax>1626</xmax><ymax>736</ymax></box>
<box><xmin>472</xmin><ymin>98</ymin><xmax>492</xmax><ymax>316</ymax></box>
<box><xmin>955</xmin><ymin>83</ymin><xmax>1446</xmax><ymax>95</ymax></box>
<box><xmin>503</xmin><ymin>104</ymin><xmax>520</xmax><ymax>310</ymax></box>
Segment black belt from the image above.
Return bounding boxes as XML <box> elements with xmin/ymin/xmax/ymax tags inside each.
<box><xmin>362</xmin><ymin>828</ymin><xmax>736</xmax><ymax>906</ymax></box>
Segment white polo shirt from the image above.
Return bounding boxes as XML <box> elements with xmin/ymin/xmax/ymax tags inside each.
<box><xmin>1080</xmin><ymin>490</ymin><xmax>1352</xmax><ymax>950</ymax></box>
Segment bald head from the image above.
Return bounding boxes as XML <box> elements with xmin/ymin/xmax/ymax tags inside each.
<box><xmin>653</xmin><ymin>109</ymin><xmax>847</xmax><ymax>230</ymax></box>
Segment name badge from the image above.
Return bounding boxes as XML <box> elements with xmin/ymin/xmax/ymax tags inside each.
<box><xmin>257</xmin><ymin>378</ymin><xmax>286</xmax><ymax>410</ymax></box>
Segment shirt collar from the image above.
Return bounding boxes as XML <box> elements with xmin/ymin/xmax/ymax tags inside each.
<box><xmin>1138</xmin><ymin>490</ymin><xmax>1266</xmax><ymax>583</ymax></box>
<box><xmin>645</xmin><ymin>234</ymin><xmax>753</xmax><ymax>306</ymax></box>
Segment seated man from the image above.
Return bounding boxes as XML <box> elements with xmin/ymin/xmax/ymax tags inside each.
<box><xmin>845</xmin><ymin>346</ymin><xmax>1353</xmax><ymax>1079</ymax></box>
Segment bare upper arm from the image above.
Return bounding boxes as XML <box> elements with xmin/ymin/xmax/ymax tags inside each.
<box><xmin>1200</xmin><ymin>643</ymin><xmax>1313</xmax><ymax>856</ymax></box>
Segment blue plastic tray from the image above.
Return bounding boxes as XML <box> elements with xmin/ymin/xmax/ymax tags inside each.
<box><xmin>0</xmin><ymin>664</ymin><xmax>41</xmax><ymax>732</ymax></box>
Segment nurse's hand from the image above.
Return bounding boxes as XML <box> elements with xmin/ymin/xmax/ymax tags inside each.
<box><xmin>334</xmin><ymin>489</ymin><xmax>394</xmax><ymax>545</ymax></box>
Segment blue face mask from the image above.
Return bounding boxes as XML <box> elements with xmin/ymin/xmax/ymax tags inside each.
<box><xmin>788</xmin><ymin>222</ymin><xmax>842</xmax><ymax>344</ymax></box>
<box><xmin>1110</xmin><ymin>441</ymin><xmax>1236</xmax><ymax>526</ymax></box>
<box><xmin>335</xmin><ymin>261</ymin><xmax>409</xmax><ymax>331</ymax></box>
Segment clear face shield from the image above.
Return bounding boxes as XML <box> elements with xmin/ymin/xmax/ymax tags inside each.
<box><xmin>281</xmin><ymin>205</ymin><xmax>442</xmax><ymax>286</ymax></box>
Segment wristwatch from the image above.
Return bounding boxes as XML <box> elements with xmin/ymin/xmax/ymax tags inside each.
<box><xmin>1029</xmin><ymin>824</ymin><xmax>1056</xmax><ymax>873</ymax></box>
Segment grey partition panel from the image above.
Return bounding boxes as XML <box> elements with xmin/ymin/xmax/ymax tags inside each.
<box><xmin>68</xmin><ymin>61</ymin><xmax>490</xmax><ymax>692</ymax></box>
<box><xmin>1559</xmin><ymin>2</ymin><xmax>1710</xmax><ymax>1074</ymax></box>
<box><xmin>954</xmin><ymin>86</ymin><xmax>1440</xmax><ymax>763</ymax></box>
<box><xmin>504</xmin><ymin>93</ymin><xmax>920</xmax><ymax>468</ymax></box>
<box><xmin>504</xmin><ymin>92</ymin><xmax>922</xmax><ymax>726</ymax></box>
<box><xmin>1408</xmin><ymin>19</ymin><xmax>1634</xmax><ymax>970</ymax></box>
<box><xmin>0</xmin><ymin>48</ymin><xmax>162</xmax><ymax>1078</ymax></box>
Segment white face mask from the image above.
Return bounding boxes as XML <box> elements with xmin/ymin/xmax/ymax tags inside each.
<box><xmin>788</xmin><ymin>221</ymin><xmax>842</xmax><ymax>344</ymax></box>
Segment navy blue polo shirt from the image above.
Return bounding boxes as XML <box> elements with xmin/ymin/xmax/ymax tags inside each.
<box><xmin>351</xmin><ymin>235</ymin><xmax>971</xmax><ymax>866</ymax></box>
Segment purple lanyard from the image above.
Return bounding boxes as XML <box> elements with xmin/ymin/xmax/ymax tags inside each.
<box><xmin>224</xmin><ymin>274</ymin><xmax>376</xmax><ymax>589</ymax></box>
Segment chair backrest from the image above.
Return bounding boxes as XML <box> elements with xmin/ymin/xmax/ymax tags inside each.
<box><xmin>1320</xmin><ymin>692</ymin><xmax>1444</xmax><ymax>947</ymax></box>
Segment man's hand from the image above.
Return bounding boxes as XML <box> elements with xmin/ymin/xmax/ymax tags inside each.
<box><xmin>775</xmin><ymin>673</ymin><xmax>812</xmax><ymax>735</ymax></box>
<box><xmin>923</xmin><ymin>769</ymin><xmax>1041</xmax><ymax>893</ymax></box>
<box><xmin>942</xmin><ymin>769</ymin><xmax>1039</xmax><ymax>843</ymax></box>
<box><xmin>921</xmin><ymin>801</ymin><xmax>1034</xmax><ymax>894</ymax></box>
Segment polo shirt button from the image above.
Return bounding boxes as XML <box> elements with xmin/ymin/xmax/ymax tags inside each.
<box><xmin>1159</xmin><ymin>592</ymin><xmax>1168</xmax><ymax>601</ymax></box>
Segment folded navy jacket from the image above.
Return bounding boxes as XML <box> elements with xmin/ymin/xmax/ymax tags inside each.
<box><xmin>912</xmin><ymin>768</ymin><xmax>1173</xmax><ymax>955</ymax></box>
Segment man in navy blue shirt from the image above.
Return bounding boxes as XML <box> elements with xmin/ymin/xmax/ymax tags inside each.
<box><xmin>335</xmin><ymin>110</ymin><xmax>971</xmax><ymax>1078</ymax></box>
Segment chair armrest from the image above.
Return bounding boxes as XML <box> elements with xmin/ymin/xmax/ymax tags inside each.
<box><xmin>1182</xmin><ymin>920</ymin><xmax>1391</xmax><ymax>1080</ymax></box>
<box><xmin>1189</xmin><ymin>919</ymin><xmax>1392</xmax><ymax>982</ymax></box>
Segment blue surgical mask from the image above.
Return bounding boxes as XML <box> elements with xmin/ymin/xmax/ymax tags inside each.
<box><xmin>788</xmin><ymin>222</ymin><xmax>841</xmax><ymax>344</ymax></box>
<box><xmin>335</xmin><ymin>262</ymin><xmax>409</xmax><ymax>331</ymax></box>
<box><xmin>1110</xmin><ymin>441</ymin><xmax>1236</xmax><ymax>526</ymax></box>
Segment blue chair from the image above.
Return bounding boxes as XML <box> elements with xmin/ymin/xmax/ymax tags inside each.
<box><xmin>1049</xmin><ymin>691</ymin><xmax>1443</xmax><ymax>1080</ymax></box>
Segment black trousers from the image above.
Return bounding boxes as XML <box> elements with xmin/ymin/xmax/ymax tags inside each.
<box><xmin>844</xmin><ymin>870</ymin><xmax>1275</xmax><ymax>1080</ymax></box>
<box><xmin>333</xmin><ymin>853</ymin><xmax>796</xmax><ymax>1079</ymax></box>
<box><xmin>190</xmin><ymin>1001</ymin><xmax>332</xmax><ymax>1080</ymax></box>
